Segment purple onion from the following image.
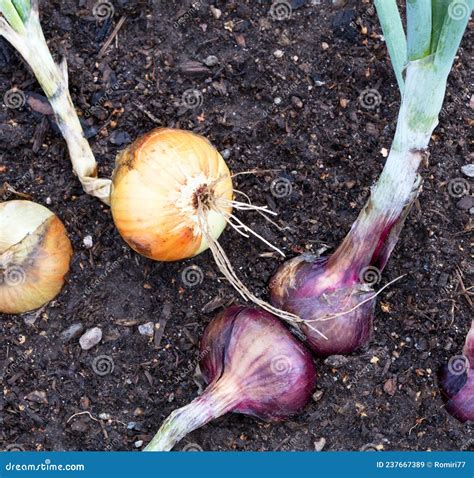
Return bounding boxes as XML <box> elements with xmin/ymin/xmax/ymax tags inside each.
<box><xmin>269</xmin><ymin>184</ymin><xmax>418</xmax><ymax>357</ymax></box>
<box><xmin>439</xmin><ymin>320</ymin><xmax>474</xmax><ymax>423</ymax></box>
<box><xmin>144</xmin><ymin>305</ymin><xmax>316</xmax><ymax>451</ymax></box>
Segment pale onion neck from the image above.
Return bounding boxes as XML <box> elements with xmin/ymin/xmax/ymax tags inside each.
<box><xmin>327</xmin><ymin>58</ymin><xmax>449</xmax><ymax>281</ymax></box>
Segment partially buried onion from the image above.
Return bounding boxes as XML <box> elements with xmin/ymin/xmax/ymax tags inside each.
<box><xmin>439</xmin><ymin>320</ymin><xmax>474</xmax><ymax>423</ymax></box>
<box><xmin>0</xmin><ymin>200</ymin><xmax>72</xmax><ymax>314</ymax></box>
<box><xmin>144</xmin><ymin>305</ymin><xmax>316</xmax><ymax>451</ymax></box>
<box><xmin>110</xmin><ymin>128</ymin><xmax>233</xmax><ymax>261</ymax></box>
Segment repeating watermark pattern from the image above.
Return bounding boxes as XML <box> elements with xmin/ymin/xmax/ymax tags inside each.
<box><xmin>84</xmin><ymin>257</ymin><xmax>124</xmax><ymax>296</ymax></box>
<box><xmin>271</xmin><ymin>354</ymin><xmax>293</xmax><ymax>375</ymax></box>
<box><xmin>182</xmin><ymin>443</ymin><xmax>203</xmax><ymax>452</ymax></box>
<box><xmin>269</xmin><ymin>0</ymin><xmax>293</xmax><ymax>21</ymax></box>
<box><xmin>3</xmin><ymin>88</ymin><xmax>26</xmax><ymax>109</ymax></box>
<box><xmin>270</xmin><ymin>177</ymin><xmax>293</xmax><ymax>198</ymax></box>
<box><xmin>0</xmin><ymin>265</ymin><xmax>26</xmax><ymax>287</ymax></box>
<box><xmin>359</xmin><ymin>266</ymin><xmax>382</xmax><ymax>287</ymax></box>
<box><xmin>448</xmin><ymin>0</ymin><xmax>470</xmax><ymax>20</ymax></box>
<box><xmin>4</xmin><ymin>444</ymin><xmax>25</xmax><ymax>451</ymax></box>
<box><xmin>93</xmin><ymin>0</ymin><xmax>115</xmax><ymax>20</ymax></box>
<box><xmin>1</xmin><ymin>350</ymin><xmax>29</xmax><ymax>383</ymax></box>
<box><xmin>91</xmin><ymin>355</ymin><xmax>115</xmax><ymax>376</ymax></box>
<box><xmin>84</xmin><ymin>75</ymin><xmax>124</xmax><ymax>118</ymax></box>
<box><xmin>447</xmin><ymin>178</ymin><xmax>470</xmax><ymax>198</ymax></box>
<box><xmin>447</xmin><ymin>355</ymin><xmax>469</xmax><ymax>376</ymax></box>
<box><xmin>461</xmin><ymin>438</ymin><xmax>474</xmax><ymax>451</ymax></box>
<box><xmin>174</xmin><ymin>1</ymin><xmax>206</xmax><ymax>29</ymax></box>
<box><xmin>358</xmin><ymin>88</ymin><xmax>382</xmax><ymax>110</ymax></box>
<box><xmin>175</xmin><ymin>346</ymin><xmax>210</xmax><ymax>383</ymax></box>
<box><xmin>182</xmin><ymin>89</ymin><xmax>203</xmax><ymax>110</ymax></box>
<box><xmin>181</xmin><ymin>265</ymin><xmax>204</xmax><ymax>287</ymax></box>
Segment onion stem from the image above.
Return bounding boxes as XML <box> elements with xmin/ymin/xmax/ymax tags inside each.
<box><xmin>144</xmin><ymin>381</ymin><xmax>238</xmax><ymax>452</ymax></box>
<box><xmin>0</xmin><ymin>0</ymin><xmax>111</xmax><ymax>203</ymax></box>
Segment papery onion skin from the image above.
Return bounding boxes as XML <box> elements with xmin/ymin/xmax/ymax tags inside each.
<box><xmin>0</xmin><ymin>201</ymin><xmax>72</xmax><ymax>315</ymax></box>
<box><xmin>110</xmin><ymin>128</ymin><xmax>233</xmax><ymax>262</ymax></box>
<box><xmin>439</xmin><ymin>321</ymin><xmax>474</xmax><ymax>423</ymax></box>
<box><xmin>270</xmin><ymin>254</ymin><xmax>375</xmax><ymax>357</ymax></box>
<box><xmin>200</xmin><ymin>305</ymin><xmax>317</xmax><ymax>420</ymax></box>
<box><xmin>144</xmin><ymin>305</ymin><xmax>316</xmax><ymax>451</ymax></box>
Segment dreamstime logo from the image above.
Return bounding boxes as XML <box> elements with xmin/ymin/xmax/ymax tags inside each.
<box><xmin>182</xmin><ymin>89</ymin><xmax>203</xmax><ymax>110</ymax></box>
<box><xmin>447</xmin><ymin>355</ymin><xmax>469</xmax><ymax>376</ymax></box>
<box><xmin>5</xmin><ymin>444</ymin><xmax>25</xmax><ymax>451</ymax></box>
<box><xmin>270</xmin><ymin>177</ymin><xmax>293</xmax><ymax>198</ymax></box>
<box><xmin>447</xmin><ymin>178</ymin><xmax>470</xmax><ymax>198</ymax></box>
<box><xmin>271</xmin><ymin>354</ymin><xmax>293</xmax><ymax>375</ymax></box>
<box><xmin>448</xmin><ymin>0</ymin><xmax>470</xmax><ymax>20</ymax></box>
<box><xmin>3</xmin><ymin>88</ymin><xmax>26</xmax><ymax>109</ymax></box>
<box><xmin>182</xmin><ymin>443</ymin><xmax>203</xmax><ymax>452</ymax></box>
<box><xmin>181</xmin><ymin>265</ymin><xmax>204</xmax><ymax>287</ymax></box>
<box><xmin>269</xmin><ymin>0</ymin><xmax>293</xmax><ymax>21</ymax></box>
<box><xmin>359</xmin><ymin>266</ymin><xmax>381</xmax><ymax>287</ymax></box>
<box><xmin>93</xmin><ymin>0</ymin><xmax>115</xmax><ymax>20</ymax></box>
<box><xmin>91</xmin><ymin>355</ymin><xmax>115</xmax><ymax>376</ymax></box>
<box><xmin>0</xmin><ymin>265</ymin><xmax>27</xmax><ymax>287</ymax></box>
<box><xmin>358</xmin><ymin>88</ymin><xmax>382</xmax><ymax>110</ymax></box>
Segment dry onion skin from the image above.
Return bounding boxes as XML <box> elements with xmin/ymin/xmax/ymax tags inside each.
<box><xmin>0</xmin><ymin>200</ymin><xmax>73</xmax><ymax>314</ymax></box>
<box><xmin>110</xmin><ymin>128</ymin><xmax>233</xmax><ymax>261</ymax></box>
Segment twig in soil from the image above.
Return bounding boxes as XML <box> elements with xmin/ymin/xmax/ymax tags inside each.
<box><xmin>98</xmin><ymin>15</ymin><xmax>127</xmax><ymax>58</ymax></box>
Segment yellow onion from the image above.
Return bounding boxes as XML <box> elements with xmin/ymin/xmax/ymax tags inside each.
<box><xmin>0</xmin><ymin>200</ymin><xmax>73</xmax><ymax>314</ymax></box>
<box><xmin>110</xmin><ymin>128</ymin><xmax>233</xmax><ymax>261</ymax></box>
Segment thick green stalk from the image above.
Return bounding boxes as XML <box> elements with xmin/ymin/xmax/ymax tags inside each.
<box><xmin>431</xmin><ymin>0</ymin><xmax>451</xmax><ymax>52</ymax></box>
<box><xmin>407</xmin><ymin>0</ymin><xmax>432</xmax><ymax>60</ymax></box>
<box><xmin>374</xmin><ymin>0</ymin><xmax>407</xmax><ymax>94</ymax></box>
<box><xmin>0</xmin><ymin>0</ymin><xmax>25</xmax><ymax>33</ymax></box>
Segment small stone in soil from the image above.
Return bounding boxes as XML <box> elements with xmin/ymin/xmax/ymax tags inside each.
<box><xmin>138</xmin><ymin>322</ymin><xmax>155</xmax><ymax>337</ymax></box>
<box><xmin>274</xmin><ymin>49</ymin><xmax>284</xmax><ymax>58</ymax></box>
<box><xmin>25</xmin><ymin>390</ymin><xmax>48</xmax><ymax>404</ymax></box>
<box><xmin>461</xmin><ymin>164</ymin><xmax>474</xmax><ymax>177</ymax></box>
<box><xmin>134</xmin><ymin>440</ymin><xmax>143</xmax><ymax>448</ymax></box>
<box><xmin>203</xmin><ymin>55</ymin><xmax>219</xmax><ymax>67</ymax></box>
<box><xmin>61</xmin><ymin>323</ymin><xmax>84</xmax><ymax>342</ymax></box>
<box><xmin>83</xmin><ymin>235</ymin><xmax>93</xmax><ymax>249</ymax></box>
<box><xmin>79</xmin><ymin>327</ymin><xmax>103</xmax><ymax>350</ymax></box>
<box><xmin>314</xmin><ymin>437</ymin><xmax>326</xmax><ymax>451</ymax></box>
<box><xmin>221</xmin><ymin>149</ymin><xmax>231</xmax><ymax>160</ymax></box>
<box><xmin>109</xmin><ymin>131</ymin><xmax>131</xmax><ymax>146</ymax></box>
<box><xmin>457</xmin><ymin>196</ymin><xmax>474</xmax><ymax>211</ymax></box>
<box><xmin>324</xmin><ymin>355</ymin><xmax>348</xmax><ymax>368</ymax></box>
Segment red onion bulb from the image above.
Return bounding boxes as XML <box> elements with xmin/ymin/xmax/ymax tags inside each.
<box><xmin>439</xmin><ymin>320</ymin><xmax>474</xmax><ymax>423</ymax></box>
<box><xmin>144</xmin><ymin>306</ymin><xmax>316</xmax><ymax>451</ymax></box>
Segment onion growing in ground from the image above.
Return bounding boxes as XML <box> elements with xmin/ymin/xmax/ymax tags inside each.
<box><xmin>269</xmin><ymin>0</ymin><xmax>473</xmax><ymax>356</ymax></box>
<box><xmin>0</xmin><ymin>1</ymin><xmax>295</xmax><ymax>320</ymax></box>
<box><xmin>439</xmin><ymin>320</ymin><xmax>474</xmax><ymax>423</ymax></box>
<box><xmin>144</xmin><ymin>305</ymin><xmax>317</xmax><ymax>451</ymax></box>
<box><xmin>0</xmin><ymin>200</ymin><xmax>72</xmax><ymax>314</ymax></box>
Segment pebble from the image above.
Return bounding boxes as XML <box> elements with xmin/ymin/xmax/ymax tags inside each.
<box><xmin>291</xmin><ymin>96</ymin><xmax>303</xmax><ymax>108</ymax></box>
<box><xmin>99</xmin><ymin>413</ymin><xmax>111</xmax><ymax>420</ymax></box>
<box><xmin>60</xmin><ymin>323</ymin><xmax>84</xmax><ymax>342</ymax></box>
<box><xmin>220</xmin><ymin>149</ymin><xmax>231</xmax><ymax>160</ymax></box>
<box><xmin>138</xmin><ymin>322</ymin><xmax>155</xmax><ymax>337</ymax></box>
<box><xmin>461</xmin><ymin>164</ymin><xmax>474</xmax><ymax>178</ymax></box>
<box><xmin>324</xmin><ymin>355</ymin><xmax>348</xmax><ymax>368</ymax></box>
<box><xmin>274</xmin><ymin>97</ymin><xmax>282</xmax><ymax>105</ymax></box>
<box><xmin>457</xmin><ymin>196</ymin><xmax>474</xmax><ymax>211</ymax></box>
<box><xmin>314</xmin><ymin>437</ymin><xmax>326</xmax><ymax>451</ymax></box>
<box><xmin>109</xmin><ymin>130</ymin><xmax>131</xmax><ymax>146</ymax></box>
<box><xmin>134</xmin><ymin>440</ymin><xmax>144</xmax><ymax>448</ymax></box>
<box><xmin>312</xmin><ymin>390</ymin><xmax>324</xmax><ymax>402</ymax></box>
<box><xmin>79</xmin><ymin>327</ymin><xmax>103</xmax><ymax>350</ymax></box>
<box><xmin>273</xmin><ymin>49</ymin><xmax>284</xmax><ymax>58</ymax></box>
<box><xmin>210</xmin><ymin>6</ymin><xmax>222</xmax><ymax>19</ymax></box>
<box><xmin>203</xmin><ymin>55</ymin><xmax>219</xmax><ymax>67</ymax></box>
<box><xmin>83</xmin><ymin>235</ymin><xmax>93</xmax><ymax>249</ymax></box>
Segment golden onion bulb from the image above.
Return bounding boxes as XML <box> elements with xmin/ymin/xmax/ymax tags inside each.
<box><xmin>0</xmin><ymin>201</ymin><xmax>73</xmax><ymax>314</ymax></box>
<box><xmin>110</xmin><ymin>128</ymin><xmax>233</xmax><ymax>261</ymax></box>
